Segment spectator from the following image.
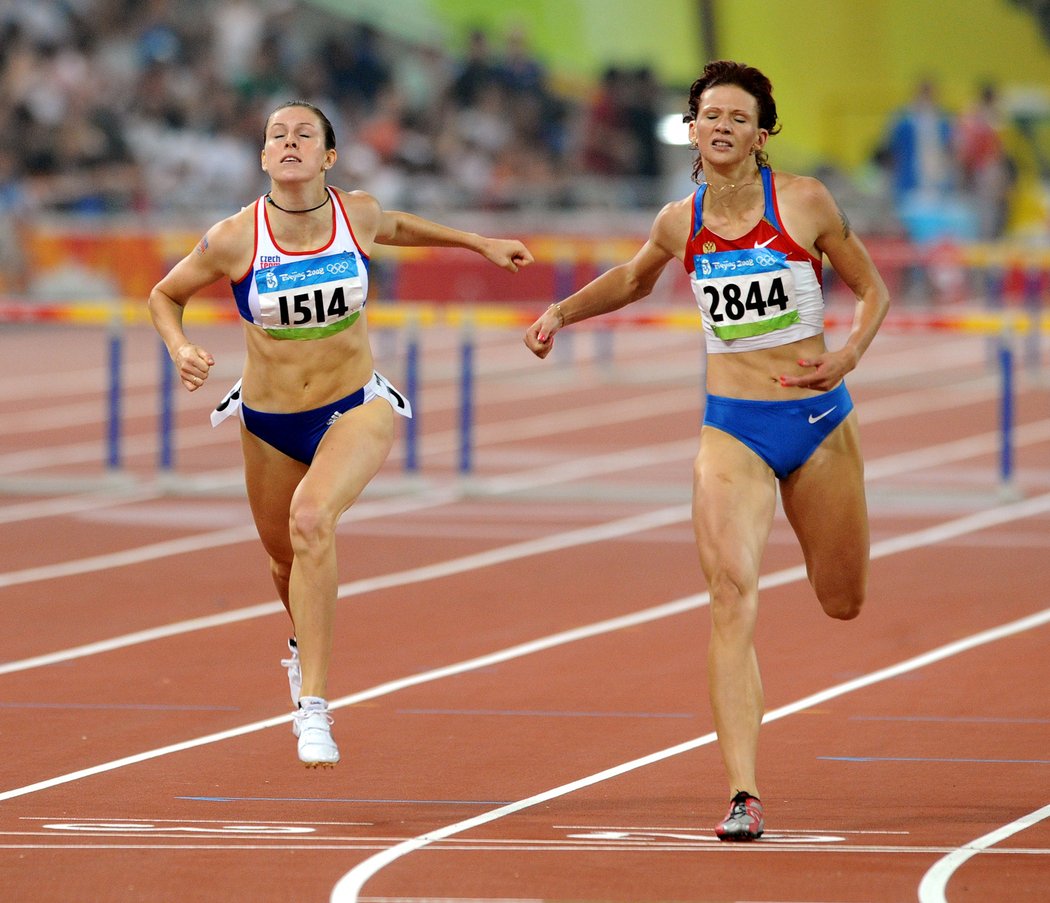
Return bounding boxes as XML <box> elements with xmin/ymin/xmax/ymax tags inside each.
<box><xmin>337</xmin><ymin>24</ymin><xmax>392</xmax><ymax>113</ymax></box>
<box><xmin>498</xmin><ymin>26</ymin><xmax>546</xmax><ymax>99</ymax></box>
<box><xmin>881</xmin><ymin>77</ymin><xmax>956</xmax><ymax>199</ymax></box>
<box><xmin>0</xmin><ymin>2</ymin><xmax>670</xmax><ymax>216</ymax></box>
<box><xmin>877</xmin><ymin>77</ymin><xmax>975</xmax><ymax>251</ymax></box>
<box><xmin>956</xmin><ymin>82</ymin><xmax>1014</xmax><ymax>239</ymax></box>
<box><xmin>580</xmin><ymin>66</ymin><xmax>637</xmax><ymax>176</ymax></box>
<box><xmin>0</xmin><ymin>145</ymin><xmax>31</xmax><ymax>292</ymax></box>
<box><xmin>450</xmin><ymin>28</ymin><xmax>500</xmax><ymax>109</ymax></box>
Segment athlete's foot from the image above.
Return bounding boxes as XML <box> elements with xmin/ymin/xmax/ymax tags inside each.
<box><xmin>292</xmin><ymin>697</ymin><xmax>339</xmax><ymax>768</ymax></box>
<box><xmin>715</xmin><ymin>791</ymin><xmax>764</xmax><ymax>841</ymax></box>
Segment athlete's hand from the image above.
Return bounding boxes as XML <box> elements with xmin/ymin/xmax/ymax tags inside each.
<box><xmin>481</xmin><ymin>238</ymin><xmax>535</xmax><ymax>273</ymax></box>
<box><xmin>523</xmin><ymin>306</ymin><xmax>562</xmax><ymax>359</ymax></box>
<box><xmin>174</xmin><ymin>342</ymin><xmax>215</xmax><ymax>392</ymax></box>
<box><xmin>779</xmin><ymin>346</ymin><xmax>858</xmax><ymax>392</ymax></box>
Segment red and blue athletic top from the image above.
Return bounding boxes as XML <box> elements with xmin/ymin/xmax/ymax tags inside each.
<box><xmin>685</xmin><ymin>167</ymin><xmax>825</xmax><ymax>354</ymax></box>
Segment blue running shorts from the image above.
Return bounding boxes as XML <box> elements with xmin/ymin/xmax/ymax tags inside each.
<box><xmin>212</xmin><ymin>371</ymin><xmax>411</xmax><ymax>465</ymax></box>
<box><xmin>702</xmin><ymin>381</ymin><xmax>853</xmax><ymax>480</ymax></box>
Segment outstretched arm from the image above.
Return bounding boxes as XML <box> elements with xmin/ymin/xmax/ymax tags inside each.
<box><xmin>375</xmin><ymin>209</ymin><xmax>534</xmax><ymax>272</ymax></box>
<box><xmin>523</xmin><ymin>200</ymin><xmax>684</xmax><ymax>359</ymax></box>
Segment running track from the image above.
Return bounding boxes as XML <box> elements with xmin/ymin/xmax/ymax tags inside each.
<box><xmin>1</xmin><ymin>314</ymin><xmax>1048</xmax><ymax>903</ymax></box>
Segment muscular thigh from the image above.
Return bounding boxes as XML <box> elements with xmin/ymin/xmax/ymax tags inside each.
<box><xmin>294</xmin><ymin>397</ymin><xmax>395</xmax><ymax>518</ymax></box>
<box><xmin>779</xmin><ymin>412</ymin><xmax>869</xmax><ymax>591</ymax></box>
<box><xmin>693</xmin><ymin>426</ymin><xmax>778</xmax><ymax>588</ymax></box>
<box><xmin>241</xmin><ymin>424</ymin><xmax>306</xmax><ymax>561</ymax></box>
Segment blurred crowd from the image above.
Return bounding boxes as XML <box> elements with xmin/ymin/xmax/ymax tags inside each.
<box><xmin>0</xmin><ymin>1</ymin><xmax>1037</xmax><ymax>299</ymax></box>
<box><xmin>873</xmin><ymin>76</ymin><xmax>1020</xmax><ymax>243</ymax></box>
<box><xmin>0</xmin><ymin>0</ymin><xmax>668</xmax><ymax>225</ymax></box>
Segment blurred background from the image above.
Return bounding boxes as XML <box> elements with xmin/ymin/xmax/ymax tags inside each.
<box><xmin>1</xmin><ymin>0</ymin><xmax>1049</xmax><ymax>307</ymax></box>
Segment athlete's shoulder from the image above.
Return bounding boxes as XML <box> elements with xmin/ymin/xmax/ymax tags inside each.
<box><xmin>771</xmin><ymin>170</ymin><xmax>835</xmax><ymax>208</ymax></box>
<box><xmin>200</xmin><ymin>202</ymin><xmax>256</xmax><ymax>264</ymax></box>
<box><xmin>213</xmin><ymin>200</ymin><xmax>256</xmax><ymax>234</ymax></box>
<box><xmin>653</xmin><ymin>193</ymin><xmax>694</xmax><ymax>232</ymax></box>
<box><xmin>332</xmin><ymin>186</ymin><xmax>381</xmax><ymax>216</ymax></box>
<box><xmin>646</xmin><ymin>194</ymin><xmax>693</xmax><ymax>260</ymax></box>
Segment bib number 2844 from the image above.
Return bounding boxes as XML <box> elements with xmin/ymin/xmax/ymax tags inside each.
<box><xmin>703</xmin><ymin>276</ymin><xmax>788</xmax><ymax>323</ymax></box>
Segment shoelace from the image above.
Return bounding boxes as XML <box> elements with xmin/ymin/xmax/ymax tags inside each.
<box><xmin>295</xmin><ymin>707</ymin><xmax>333</xmax><ymax>728</ymax></box>
<box><xmin>726</xmin><ymin>794</ymin><xmax>759</xmax><ymax>823</ymax></box>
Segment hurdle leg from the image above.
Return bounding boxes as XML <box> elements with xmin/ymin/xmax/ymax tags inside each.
<box><xmin>997</xmin><ymin>329</ymin><xmax>1022</xmax><ymax>501</ymax></box>
<box><xmin>459</xmin><ymin>315</ymin><xmax>475</xmax><ymax>476</ymax></box>
<box><xmin>106</xmin><ymin>309</ymin><xmax>123</xmax><ymax>471</ymax></box>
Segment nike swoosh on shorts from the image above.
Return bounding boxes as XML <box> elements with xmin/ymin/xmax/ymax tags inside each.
<box><xmin>808</xmin><ymin>406</ymin><xmax>837</xmax><ymax>424</ymax></box>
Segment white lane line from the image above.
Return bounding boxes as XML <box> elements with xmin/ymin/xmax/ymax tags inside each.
<box><xmin>0</xmin><ymin>437</ymin><xmax>693</xmax><ymax>587</ymax></box>
<box><xmin>2</xmin><ymin>424</ymin><xmax>1049</xmax><ymax>677</ymax></box>
<box><xmin>0</xmin><ymin>591</ymin><xmax>704</xmax><ymax>802</ymax></box>
<box><xmin>0</xmin><ymin>487</ymin><xmax>463</xmax><ymax>590</ymax></box>
<box><xmin>917</xmin><ymin>802</ymin><xmax>1050</xmax><ymax>903</ymax></box>
<box><xmin>2</xmin><ymin>493</ymin><xmax>1049</xmax><ymax>804</ymax></box>
<box><xmin>0</xmin><ymin>843</ymin><xmax>1047</xmax><ymax>858</ymax></box>
<box><xmin>0</xmin><ymin>489</ymin><xmax>166</xmax><ymax>526</ymax></box>
<box><xmin>6</xmin><ymin>405</ymin><xmax>1050</xmax><ymax>592</ymax></box>
<box><xmin>0</xmin><ymin>503</ymin><xmax>691</xmax><ymax>678</ymax></box>
<box><xmin>329</xmin><ymin>607</ymin><xmax>1050</xmax><ymax>902</ymax></box>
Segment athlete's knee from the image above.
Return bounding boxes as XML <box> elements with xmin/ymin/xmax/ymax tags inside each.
<box><xmin>819</xmin><ymin>586</ymin><xmax>865</xmax><ymax>621</ymax></box>
<box><xmin>288</xmin><ymin>495</ymin><xmax>336</xmax><ymax>552</ymax></box>
<box><xmin>708</xmin><ymin>571</ymin><xmax>759</xmax><ymax>629</ymax></box>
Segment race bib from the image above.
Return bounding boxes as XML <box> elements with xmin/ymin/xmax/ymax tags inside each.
<box><xmin>692</xmin><ymin>248</ymin><xmax>800</xmax><ymax>340</ymax></box>
<box><xmin>254</xmin><ymin>251</ymin><xmax>365</xmax><ymax>340</ymax></box>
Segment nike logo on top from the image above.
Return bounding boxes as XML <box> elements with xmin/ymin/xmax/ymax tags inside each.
<box><xmin>754</xmin><ymin>236</ymin><xmax>777</xmax><ymax>248</ymax></box>
<box><xmin>808</xmin><ymin>406</ymin><xmax>837</xmax><ymax>424</ymax></box>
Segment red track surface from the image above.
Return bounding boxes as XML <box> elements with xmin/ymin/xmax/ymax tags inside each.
<box><xmin>1</xmin><ymin>316</ymin><xmax>1048</xmax><ymax>903</ymax></box>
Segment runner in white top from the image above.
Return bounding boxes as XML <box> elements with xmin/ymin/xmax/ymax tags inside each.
<box><xmin>149</xmin><ymin>101</ymin><xmax>533</xmax><ymax>767</ymax></box>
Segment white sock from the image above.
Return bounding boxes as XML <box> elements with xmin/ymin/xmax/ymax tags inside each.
<box><xmin>298</xmin><ymin>695</ymin><xmax>327</xmax><ymax>711</ymax></box>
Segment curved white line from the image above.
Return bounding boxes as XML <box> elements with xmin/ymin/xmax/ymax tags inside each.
<box><xmin>917</xmin><ymin>802</ymin><xmax>1050</xmax><ymax>902</ymax></box>
<box><xmin>330</xmin><ymin>607</ymin><xmax>1050</xmax><ymax>902</ymax></box>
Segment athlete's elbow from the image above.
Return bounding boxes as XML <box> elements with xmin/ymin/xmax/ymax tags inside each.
<box><xmin>623</xmin><ymin>271</ymin><xmax>657</xmax><ymax>304</ymax></box>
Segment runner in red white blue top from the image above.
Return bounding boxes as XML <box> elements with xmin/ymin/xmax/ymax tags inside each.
<box><xmin>150</xmin><ymin>101</ymin><xmax>533</xmax><ymax>768</ymax></box>
<box><xmin>524</xmin><ymin>61</ymin><xmax>890</xmax><ymax>840</ymax></box>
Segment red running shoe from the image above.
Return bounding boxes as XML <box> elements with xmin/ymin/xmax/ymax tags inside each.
<box><xmin>715</xmin><ymin>791</ymin><xmax>764</xmax><ymax>841</ymax></box>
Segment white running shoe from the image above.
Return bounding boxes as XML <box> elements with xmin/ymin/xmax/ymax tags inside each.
<box><xmin>293</xmin><ymin>698</ymin><xmax>339</xmax><ymax>767</ymax></box>
<box><xmin>280</xmin><ymin>638</ymin><xmax>301</xmax><ymax>706</ymax></box>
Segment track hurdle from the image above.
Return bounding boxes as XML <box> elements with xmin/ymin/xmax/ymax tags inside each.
<box><xmin>444</xmin><ymin>305</ymin><xmax>1043</xmax><ymax>495</ymax></box>
<box><xmin>1</xmin><ymin>298</ymin><xmax>1042</xmax><ymax>495</ymax></box>
<box><xmin>106</xmin><ymin>304</ymin><xmax>123</xmax><ymax>471</ymax></box>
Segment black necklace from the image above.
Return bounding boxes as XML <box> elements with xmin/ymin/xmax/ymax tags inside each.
<box><xmin>265</xmin><ymin>191</ymin><xmax>330</xmax><ymax>214</ymax></box>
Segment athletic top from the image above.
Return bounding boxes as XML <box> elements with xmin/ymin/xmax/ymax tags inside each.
<box><xmin>685</xmin><ymin>167</ymin><xmax>824</xmax><ymax>354</ymax></box>
<box><xmin>231</xmin><ymin>188</ymin><xmax>369</xmax><ymax>340</ymax></box>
